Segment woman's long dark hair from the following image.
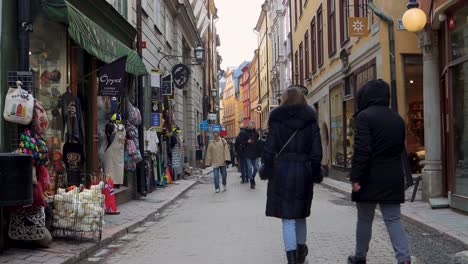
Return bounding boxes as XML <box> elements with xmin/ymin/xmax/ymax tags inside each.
<box><xmin>280</xmin><ymin>85</ymin><xmax>308</xmax><ymax>106</ymax></box>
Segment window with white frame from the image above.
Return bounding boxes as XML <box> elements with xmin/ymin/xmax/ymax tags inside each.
<box><xmin>154</xmin><ymin>0</ymin><xmax>163</xmax><ymax>31</ymax></box>
<box><xmin>165</xmin><ymin>11</ymin><xmax>173</xmax><ymax>46</ymax></box>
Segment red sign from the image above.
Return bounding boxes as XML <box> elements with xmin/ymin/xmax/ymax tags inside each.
<box><xmin>220</xmin><ymin>130</ymin><xmax>228</xmax><ymax>137</ymax></box>
<box><xmin>141</xmin><ymin>41</ymin><xmax>147</xmax><ymax>49</ymax></box>
<box><xmin>448</xmin><ymin>17</ymin><xmax>456</xmax><ymax>30</ymax></box>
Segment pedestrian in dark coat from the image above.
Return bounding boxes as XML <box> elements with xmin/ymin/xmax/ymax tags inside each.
<box><xmin>261</xmin><ymin>86</ymin><xmax>322</xmax><ymax>264</ymax></box>
<box><xmin>348</xmin><ymin>80</ymin><xmax>411</xmax><ymax>264</ymax></box>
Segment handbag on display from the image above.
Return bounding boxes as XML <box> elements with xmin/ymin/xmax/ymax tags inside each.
<box><xmin>32</xmin><ymin>99</ymin><xmax>49</xmax><ymax>135</ymax></box>
<box><xmin>127</xmin><ymin>100</ymin><xmax>142</xmax><ymax>126</ymax></box>
<box><xmin>3</xmin><ymin>81</ymin><xmax>34</xmax><ymax>125</ymax></box>
<box><xmin>8</xmin><ymin>206</ymin><xmax>47</xmax><ymax>241</ymax></box>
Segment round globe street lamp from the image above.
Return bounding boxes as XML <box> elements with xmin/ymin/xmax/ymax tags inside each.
<box><xmin>402</xmin><ymin>0</ymin><xmax>427</xmax><ymax>32</ymax></box>
<box><xmin>194</xmin><ymin>45</ymin><xmax>205</xmax><ymax>65</ymax></box>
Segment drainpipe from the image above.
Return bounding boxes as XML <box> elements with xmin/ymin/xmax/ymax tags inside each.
<box><xmin>136</xmin><ymin>0</ymin><xmax>146</xmax><ymax>197</ymax></box>
<box><xmin>18</xmin><ymin>0</ymin><xmax>31</xmax><ymax>71</ymax></box>
<box><xmin>368</xmin><ymin>0</ymin><xmax>398</xmax><ymax>110</ymax></box>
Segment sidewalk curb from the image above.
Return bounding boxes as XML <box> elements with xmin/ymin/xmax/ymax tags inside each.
<box><xmin>320</xmin><ymin>178</ymin><xmax>468</xmax><ymax>249</ymax></box>
<box><xmin>64</xmin><ymin>176</ymin><xmax>203</xmax><ymax>264</ymax></box>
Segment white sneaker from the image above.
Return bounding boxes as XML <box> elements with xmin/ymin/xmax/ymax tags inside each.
<box><xmin>223</xmin><ymin>185</ymin><xmax>227</xmax><ymax>192</ymax></box>
<box><xmin>215</xmin><ymin>188</ymin><xmax>220</xmax><ymax>193</ymax></box>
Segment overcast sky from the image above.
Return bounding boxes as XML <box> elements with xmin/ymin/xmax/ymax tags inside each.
<box><xmin>216</xmin><ymin>0</ymin><xmax>264</xmax><ymax>70</ymax></box>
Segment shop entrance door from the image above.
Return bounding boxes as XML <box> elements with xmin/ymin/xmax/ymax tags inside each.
<box><xmin>403</xmin><ymin>55</ymin><xmax>425</xmax><ymax>174</ymax></box>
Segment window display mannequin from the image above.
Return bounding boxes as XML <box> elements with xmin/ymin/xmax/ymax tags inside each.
<box><xmin>59</xmin><ymin>87</ymin><xmax>84</xmax><ymax>144</ymax></box>
<box><xmin>103</xmin><ymin>113</ymin><xmax>126</xmax><ymax>185</ymax></box>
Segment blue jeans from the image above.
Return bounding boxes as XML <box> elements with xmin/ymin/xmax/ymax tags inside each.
<box><xmin>213</xmin><ymin>166</ymin><xmax>227</xmax><ymax>190</ymax></box>
<box><xmin>355</xmin><ymin>203</ymin><xmax>411</xmax><ymax>262</ymax></box>
<box><xmin>282</xmin><ymin>219</ymin><xmax>307</xmax><ymax>252</ymax></box>
<box><xmin>240</xmin><ymin>157</ymin><xmax>249</xmax><ymax>180</ymax></box>
<box><xmin>246</xmin><ymin>158</ymin><xmax>259</xmax><ymax>180</ymax></box>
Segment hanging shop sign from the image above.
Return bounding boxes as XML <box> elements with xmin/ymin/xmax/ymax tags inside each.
<box><xmin>348</xmin><ymin>17</ymin><xmax>369</xmax><ymax>37</ymax></box>
<box><xmin>208</xmin><ymin>113</ymin><xmax>217</xmax><ymax>121</ymax></box>
<box><xmin>161</xmin><ymin>74</ymin><xmax>173</xmax><ymax>96</ymax></box>
<box><xmin>151</xmin><ymin>70</ymin><xmax>161</xmax><ymax>88</ymax></box>
<box><xmin>98</xmin><ymin>56</ymin><xmax>127</xmax><ymax>96</ymax></box>
<box><xmin>199</xmin><ymin>120</ymin><xmax>209</xmax><ymax>131</ymax></box>
<box><xmin>151</xmin><ymin>113</ymin><xmax>162</xmax><ymax>127</ymax></box>
<box><xmin>172</xmin><ymin>64</ymin><xmax>191</xmax><ymax>89</ymax></box>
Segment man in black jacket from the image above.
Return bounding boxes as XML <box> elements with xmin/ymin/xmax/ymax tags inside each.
<box><xmin>235</xmin><ymin>121</ymin><xmax>260</xmax><ymax>189</ymax></box>
<box><xmin>348</xmin><ymin>80</ymin><xmax>411</xmax><ymax>264</ymax></box>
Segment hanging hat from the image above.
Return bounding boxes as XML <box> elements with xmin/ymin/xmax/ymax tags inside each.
<box><xmin>111</xmin><ymin>113</ymin><xmax>122</xmax><ymax>124</ymax></box>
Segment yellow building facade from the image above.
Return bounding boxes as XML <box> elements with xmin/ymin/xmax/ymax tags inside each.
<box><xmin>255</xmin><ymin>3</ymin><xmax>272</xmax><ymax>134</ymax></box>
<box><xmin>250</xmin><ymin>50</ymin><xmax>260</xmax><ymax>131</ymax></box>
<box><xmin>291</xmin><ymin>0</ymin><xmax>422</xmax><ymax>172</ymax></box>
<box><xmin>222</xmin><ymin>68</ymin><xmax>238</xmax><ymax>140</ymax></box>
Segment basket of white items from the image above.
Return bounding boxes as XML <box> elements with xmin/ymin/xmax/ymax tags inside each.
<box><xmin>51</xmin><ymin>181</ymin><xmax>105</xmax><ymax>241</ymax></box>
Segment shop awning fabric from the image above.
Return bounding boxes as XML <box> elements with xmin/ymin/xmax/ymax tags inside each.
<box><xmin>33</xmin><ymin>0</ymin><xmax>148</xmax><ymax>76</ymax></box>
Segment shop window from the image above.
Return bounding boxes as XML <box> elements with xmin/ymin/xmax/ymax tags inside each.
<box><xmin>452</xmin><ymin>62</ymin><xmax>468</xmax><ymax>197</ymax></box>
<box><xmin>449</xmin><ymin>5</ymin><xmax>468</xmax><ymax>61</ymax></box>
<box><xmin>330</xmin><ymin>85</ymin><xmax>344</xmax><ymax>166</ymax></box>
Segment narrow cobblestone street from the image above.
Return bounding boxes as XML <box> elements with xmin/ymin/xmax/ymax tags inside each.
<box><xmin>76</xmin><ymin>167</ymin><xmax>464</xmax><ymax>264</ymax></box>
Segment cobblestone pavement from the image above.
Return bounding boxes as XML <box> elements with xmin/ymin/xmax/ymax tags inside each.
<box><xmin>86</xmin><ymin>167</ymin><xmax>420</xmax><ymax>264</ymax></box>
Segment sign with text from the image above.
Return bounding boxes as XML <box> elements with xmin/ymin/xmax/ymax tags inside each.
<box><xmin>348</xmin><ymin>17</ymin><xmax>369</xmax><ymax>37</ymax></box>
<box><xmin>98</xmin><ymin>56</ymin><xmax>127</xmax><ymax>96</ymax></box>
<box><xmin>208</xmin><ymin>113</ymin><xmax>217</xmax><ymax>121</ymax></box>
<box><xmin>151</xmin><ymin>113</ymin><xmax>162</xmax><ymax>127</ymax></box>
<box><xmin>199</xmin><ymin>120</ymin><xmax>209</xmax><ymax>131</ymax></box>
<box><xmin>161</xmin><ymin>74</ymin><xmax>173</xmax><ymax>96</ymax></box>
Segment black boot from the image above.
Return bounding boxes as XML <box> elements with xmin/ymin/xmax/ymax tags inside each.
<box><xmin>296</xmin><ymin>244</ymin><xmax>308</xmax><ymax>263</ymax></box>
<box><xmin>286</xmin><ymin>250</ymin><xmax>297</xmax><ymax>264</ymax></box>
<box><xmin>347</xmin><ymin>255</ymin><xmax>366</xmax><ymax>264</ymax></box>
<box><xmin>250</xmin><ymin>179</ymin><xmax>256</xmax><ymax>189</ymax></box>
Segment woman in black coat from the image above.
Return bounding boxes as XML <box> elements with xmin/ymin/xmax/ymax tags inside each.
<box><xmin>347</xmin><ymin>80</ymin><xmax>411</xmax><ymax>264</ymax></box>
<box><xmin>261</xmin><ymin>86</ymin><xmax>322</xmax><ymax>264</ymax></box>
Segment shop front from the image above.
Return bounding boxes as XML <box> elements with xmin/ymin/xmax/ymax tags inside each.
<box><xmin>442</xmin><ymin>3</ymin><xmax>468</xmax><ymax>212</ymax></box>
<box><xmin>1</xmin><ymin>0</ymin><xmax>147</xmax><ymax>247</ymax></box>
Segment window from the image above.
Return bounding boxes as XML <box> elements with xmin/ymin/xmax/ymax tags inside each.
<box><xmin>328</xmin><ymin>0</ymin><xmax>337</xmax><ymax>56</ymax></box>
<box><xmin>299</xmin><ymin>42</ymin><xmax>304</xmax><ymax>85</ymax></box>
<box><xmin>294</xmin><ymin>0</ymin><xmax>298</xmax><ymax>27</ymax></box>
<box><xmin>304</xmin><ymin>31</ymin><xmax>310</xmax><ymax>79</ymax></box>
<box><xmin>154</xmin><ymin>0</ymin><xmax>163</xmax><ymax>31</ymax></box>
<box><xmin>354</xmin><ymin>0</ymin><xmax>368</xmax><ymax>17</ymax></box>
<box><xmin>294</xmin><ymin>51</ymin><xmax>299</xmax><ymax>84</ymax></box>
<box><xmin>340</xmin><ymin>0</ymin><xmax>350</xmax><ymax>44</ymax></box>
<box><xmin>317</xmin><ymin>5</ymin><xmax>324</xmax><ymax>67</ymax></box>
<box><xmin>142</xmin><ymin>0</ymin><xmax>148</xmax><ymax>14</ymax></box>
<box><xmin>113</xmin><ymin>0</ymin><xmax>128</xmax><ymax>19</ymax></box>
<box><xmin>311</xmin><ymin>17</ymin><xmax>317</xmax><ymax>73</ymax></box>
<box><xmin>165</xmin><ymin>12</ymin><xmax>173</xmax><ymax>46</ymax></box>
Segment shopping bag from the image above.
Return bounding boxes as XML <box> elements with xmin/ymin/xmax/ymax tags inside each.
<box><xmin>3</xmin><ymin>82</ymin><xmax>34</xmax><ymax>125</ymax></box>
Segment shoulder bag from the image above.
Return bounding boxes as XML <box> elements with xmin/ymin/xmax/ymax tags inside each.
<box><xmin>259</xmin><ymin>130</ymin><xmax>298</xmax><ymax>180</ymax></box>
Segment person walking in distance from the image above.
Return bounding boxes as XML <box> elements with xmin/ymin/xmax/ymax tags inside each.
<box><xmin>260</xmin><ymin>86</ymin><xmax>322</xmax><ymax>264</ymax></box>
<box><xmin>347</xmin><ymin>80</ymin><xmax>411</xmax><ymax>264</ymax></box>
<box><xmin>238</xmin><ymin>120</ymin><xmax>260</xmax><ymax>189</ymax></box>
<box><xmin>235</xmin><ymin>128</ymin><xmax>248</xmax><ymax>184</ymax></box>
<box><xmin>205</xmin><ymin>130</ymin><xmax>231</xmax><ymax>193</ymax></box>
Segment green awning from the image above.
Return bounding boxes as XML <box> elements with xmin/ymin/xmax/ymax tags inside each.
<box><xmin>32</xmin><ymin>1</ymin><xmax>148</xmax><ymax>76</ymax></box>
